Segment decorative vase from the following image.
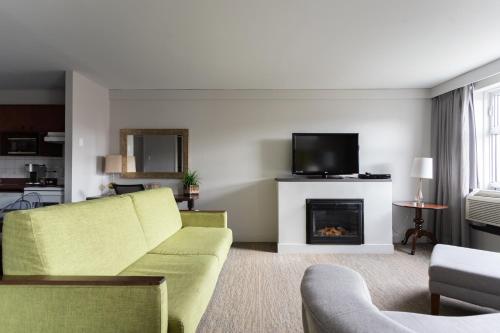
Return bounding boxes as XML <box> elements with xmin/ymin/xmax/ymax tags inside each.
<box><xmin>184</xmin><ymin>185</ymin><xmax>199</xmax><ymax>195</ymax></box>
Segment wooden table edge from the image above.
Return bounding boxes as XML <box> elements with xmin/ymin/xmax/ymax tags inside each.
<box><xmin>392</xmin><ymin>202</ymin><xmax>448</xmax><ymax>210</ymax></box>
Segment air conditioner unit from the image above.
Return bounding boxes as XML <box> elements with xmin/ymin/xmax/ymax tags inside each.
<box><xmin>466</xmin><ymin>189</ymin><xmax>500</xmax><ymax>227</ymax></box>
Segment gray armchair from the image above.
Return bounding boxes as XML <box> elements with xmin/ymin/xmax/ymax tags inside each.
<box><xmin>301</xmin><ymin>264</ymin><xmax>500</xmax><ymax>333</ymax></box>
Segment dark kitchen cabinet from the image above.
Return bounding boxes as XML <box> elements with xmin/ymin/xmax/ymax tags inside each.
<box><xmin>38</xmin><ymin>135</ymin><xmax>64</xmax><ymax>157</ymax></box>
<box><xmin>0</xmin><ymin>105</ymin><xmax>64</xmax><ymax>157</ymax></box>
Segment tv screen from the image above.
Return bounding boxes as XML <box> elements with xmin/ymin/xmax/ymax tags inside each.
<box><xmin>292</xmin><ymin>133</ymin><xmax>359</xmax><ymax>175</ymax></box>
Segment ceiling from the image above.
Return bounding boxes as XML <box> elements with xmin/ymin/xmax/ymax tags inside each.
<box><xmin>1</xmin><ymin>0</ymin><xmax>500</xmax><ymax>90</ymax></box>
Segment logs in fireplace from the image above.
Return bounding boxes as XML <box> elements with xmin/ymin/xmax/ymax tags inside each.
<box><xmin>306</xmin><ymin>199</ymin><xmax>364</xmax><ymax>244</ymax></box>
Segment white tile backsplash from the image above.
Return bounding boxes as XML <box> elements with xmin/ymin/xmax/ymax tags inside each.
<box><xmin>0</xmin><ymin>156</ymin><xmax>64</xmax><ymax>182</ymax></box>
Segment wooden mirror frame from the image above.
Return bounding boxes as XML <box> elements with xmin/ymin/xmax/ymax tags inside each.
<box><xmin>120</xmin><ymin>128</ymin><xmax>189</xmax><ymax>179</ymax></box>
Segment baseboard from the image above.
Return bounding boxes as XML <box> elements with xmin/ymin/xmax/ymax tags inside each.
<box><xmin>277</xmin><ymin>243</ymin><xmax>394</xmax><ymax>254</ymax></box>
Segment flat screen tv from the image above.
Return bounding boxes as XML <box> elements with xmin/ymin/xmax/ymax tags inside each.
<box><xmin>292</xmin><ymin>133</ymin><xmax>359</xmax><ymax>176</ymax></box>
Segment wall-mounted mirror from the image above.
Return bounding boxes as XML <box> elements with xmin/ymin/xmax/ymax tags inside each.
<box><xmin>120</xmin><ymin>129</ymin><xmax>188</xmax><ymax>179</ymax></box>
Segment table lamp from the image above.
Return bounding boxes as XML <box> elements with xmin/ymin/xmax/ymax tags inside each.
<box><xmin>411</xmin><ymin>157</ymin><xmax>433</xmax><ymax>205</ymax></box>
<box><xmin>104</xmin><ymin>154</ymin><xmax>122</xmax><ymax>184</ymax></box>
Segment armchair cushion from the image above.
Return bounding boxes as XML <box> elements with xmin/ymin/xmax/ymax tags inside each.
<box><xmin>429</xmin><ymin>244</ymin><xmax>500</xmax><ymax>310</ymax></box>
<box><xmin>429</xmin><ymin>244</ymin><xmax>500</xmax><ymax>297</ymax></box>
<box><xmin>120</xmin><ymin>254</ymin><xmax>220</xmax><ymax>333</ymax></box>
<box><xmin>149</xmin><ymin>226</ymin><xmax>233</xmax><ymax>265</ymax></box>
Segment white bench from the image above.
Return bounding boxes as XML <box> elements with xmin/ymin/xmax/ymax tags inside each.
<box><xmin>429</xmin><ymin>244</ymin><xmax>500</xmax><ymax>314</ymax></box>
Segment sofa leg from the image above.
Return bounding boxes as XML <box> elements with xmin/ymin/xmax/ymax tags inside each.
<box><xmin>431</xmin><ymin>293</ymin><xmax>440</xmax><ymax>315</ymax></box>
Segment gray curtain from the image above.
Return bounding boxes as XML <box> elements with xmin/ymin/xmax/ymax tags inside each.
<box><xmin>431</xmin><ymin>84</ymin><xmax>478</xmax><ymax>246</ymax></box>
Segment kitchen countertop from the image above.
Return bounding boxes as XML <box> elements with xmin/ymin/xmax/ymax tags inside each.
<box><xmin>24</xmin><ymin>186</ymin><xmax>64</xmax><ymax>191</ymax></box>
<box><xmin>0</xmin><ymin>178</ymin><xmax>64</xmax><ymax>193</ymax></box>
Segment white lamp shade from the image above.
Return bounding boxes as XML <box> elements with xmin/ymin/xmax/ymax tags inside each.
<box><xmin>411</xmin><ymin>157</ymin><xmax>433</xmax><ymax>179</ymax></box>
<box><xmin>104</xmin><ymin>155</ymin><xmax>122</xmax><ymax>173</ymax></box>
<box><xmin>126</xmin><ymin>155</ymin><xmax>136</xmax><ymax>172</ymax></box>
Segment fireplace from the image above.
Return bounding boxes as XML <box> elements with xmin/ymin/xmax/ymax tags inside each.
<box><xmin>306</xmin><ymin>199</ymin><xmax>364</xmax><ymax>244</ymax></box>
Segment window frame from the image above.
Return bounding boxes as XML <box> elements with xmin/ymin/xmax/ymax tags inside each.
<box><xmin>476</xmin><ymin>88</ymin><xmax>500</xmax><ymax>190</ymax></box>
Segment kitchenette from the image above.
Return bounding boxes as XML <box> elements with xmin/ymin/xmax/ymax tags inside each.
<box><xmin>0</xmin><ymin>105</ymin><xmax>65</xmax><ymax>220</ymax></box>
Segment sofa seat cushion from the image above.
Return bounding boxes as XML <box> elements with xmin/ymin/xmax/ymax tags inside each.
<box><xmin>429</xmin><ymin>244</ymin><xmax>500</xmax><ymax>296</ymax></box>
<box><xmin>385</xmin><ymin>311</ymin><xmax>500</xmax><ymax>333</ymax></box>
<box><xmin>120</xmin><ymin>254</ymin><xmax>220</xmax><ymax>333</ymax></box>
<box><xmin>149</xmin><ymin>227</ymin><xmax>232</xmax><ymax>265</ymax></box>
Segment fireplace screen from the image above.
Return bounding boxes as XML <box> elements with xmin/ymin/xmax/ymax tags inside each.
<box><xmin>306</xmin><ymin>199</ymin><xmax>364</xmax><ymax>244</ymax></box>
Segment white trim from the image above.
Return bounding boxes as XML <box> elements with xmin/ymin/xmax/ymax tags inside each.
<box><xmin>277</xmin><ymin>243</ymin><xmax>394</xmax><ymax>254</ymax></box>
<box><xmin>110</xmin><ymin>89</ymin><xmax>431</xmax><ymax>101</ymax></box>
<box><xmin>475</xmin><ymin>88</ymin><xmax>500</xmax><ymax>189</ymax></box>
<box><xmin>64</xmin><ymin>71</ymin><xmax>73</xmax><ymax>203</ymax></box>
<box><xmin>475</xmin><ymin>73</ymin><xmax>500</xmax><ymax>92</ymax></box>
<box><xmin>431</xmin><ymin>58</ymin><xmax>500</xmax><ymax>98</ymax></box>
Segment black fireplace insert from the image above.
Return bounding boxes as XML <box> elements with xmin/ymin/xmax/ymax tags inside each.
<box><xmin>306</xmin><ymin>199</ymin><xmax>364</xmax><ymax>244</ymax></box>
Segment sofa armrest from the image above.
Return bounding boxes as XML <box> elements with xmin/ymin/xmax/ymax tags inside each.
<box><xmin>180</xmin><ymin>210</ymin><xmax>227</xmax><ymax>228</ymax></box>
<box><xmin>0</xmin><ymin>275</ymin><xmax>165</xmax><ymax>285</ymax></box>
<box><xmin>0</xmin><ymin>275</ymin><xmax>168</xmax><ymax>332</ymax></box>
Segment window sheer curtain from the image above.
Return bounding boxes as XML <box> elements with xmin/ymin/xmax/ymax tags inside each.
<box><xmin>431</xmin><ymin>84</ymin><xmax>478</xmax><ymax>246</ymax></box>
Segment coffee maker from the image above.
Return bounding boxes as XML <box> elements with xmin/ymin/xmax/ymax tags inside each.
<box><xmin>25</xmin><ymin>164</ymin><xmax>46</xmax><ymax>185</ymax></box>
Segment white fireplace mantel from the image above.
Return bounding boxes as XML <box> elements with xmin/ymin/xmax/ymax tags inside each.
<box><xmin>276</xmin><ymin>177</ymin><xmax>393</xmax><ymax>254</ymax></box>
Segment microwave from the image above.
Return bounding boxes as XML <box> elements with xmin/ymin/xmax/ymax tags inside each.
<box><xmin>3</xmin><ymin>133</ymin><xmax>39</xmax><ymax>155</ymax></box>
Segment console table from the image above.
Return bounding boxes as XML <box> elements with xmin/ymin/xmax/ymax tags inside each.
<box><xmin>393</xmin><ymin>201</ymin><xmax>448</xmax><ymax>255</ymax></box>
<box><xmin>175</xmin><ymin>194</ymin><xmax>199</xmax><ymax>211</ymax></box>
<box><xmin>87</xmin><ymin>193</ymin><xmax>199</xmax><ymax>211</ymax></box>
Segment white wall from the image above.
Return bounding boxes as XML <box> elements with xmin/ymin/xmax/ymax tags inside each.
<box><xmin>109</xmin><ymin>89</ymin><xmax>431</xmax><ymax>242</ymax></box>
<box><xmin>0</xmin><ymin>89</ymin><xmax>64</xmax><ymax>104</ymax></box>
<box><xmin>65</xmin><ymin>71</ymin><xmax>110</xmax><ymax>202</ymax></box>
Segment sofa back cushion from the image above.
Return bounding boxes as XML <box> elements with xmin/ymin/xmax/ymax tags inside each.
<box><xmin>2</xmin><ymin>195</ymin><xmax>148</xmax><ymax>275</ymax></box>
<box><xmin>127</xmin><ymin>188</ymin><xmax>182</xmax><ymax>250</ymax></box>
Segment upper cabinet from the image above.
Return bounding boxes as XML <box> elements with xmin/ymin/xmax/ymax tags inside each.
<box><xmin>0</xmin><ymin>105</ymin><xmax>64</xmax><ymax>132</ymax></box>
<box><xmin>0</xmin><ymin>105</ymin><xmax>65</xmax><ymax>157</ymax></box>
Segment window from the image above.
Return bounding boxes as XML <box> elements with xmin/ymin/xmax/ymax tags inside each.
<box><xmin>475</xmin><ymin>88</ymin><xmax>500</xmax><ymax>189</ymax></box>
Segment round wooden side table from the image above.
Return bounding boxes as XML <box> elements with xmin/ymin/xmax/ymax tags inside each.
<box><xmin>393</xmin><ymin>201</ymin><xmax>448</xmax><ymax>255</ymax></box>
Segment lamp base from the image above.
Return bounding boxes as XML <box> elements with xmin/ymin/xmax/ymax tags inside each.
<box><xmin>415</xmin><ymin>178</ymin><xmax>424</xmax><ymax>206</ymax></box>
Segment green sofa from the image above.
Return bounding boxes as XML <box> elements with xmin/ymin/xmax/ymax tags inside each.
<box><xmin>0</xmin><ymin>188</ymin><xmax>232</xmax><ymax>333</ymax></box>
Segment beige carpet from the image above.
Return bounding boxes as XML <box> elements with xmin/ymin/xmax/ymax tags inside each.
<box><xmin>197</xmin><ymin>243</ymin><xmax>494</xmax><ymax>333</ymax></box>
